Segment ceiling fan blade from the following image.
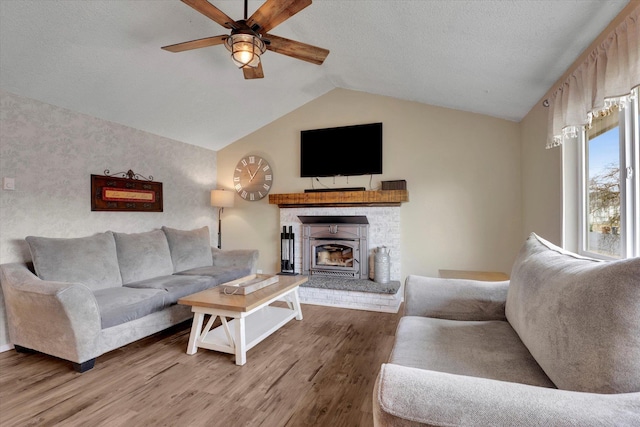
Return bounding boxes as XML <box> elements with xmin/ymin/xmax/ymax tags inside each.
<box><xmin>264</xmin><ymin>34</ymin><xmax>329</xmax><ymax>65</ymax></box>
<box><xmin>181</xmin><ymin>0</ymin><xmax>236</xmax><ymax>29</ymax></box>
<box><xmin>247</xmin><ymin>0</ymin><xmax>311</xmax><ymax>34</ymax></box>
<box><xmin>243</xmin><ymin>62</ymin><xmax>265</xmax><ymax>79</ymax></box>
<box><xmin>161</xmin><ymin>35</ymin><xmax>227</xmax><ymax>52</ymax></box>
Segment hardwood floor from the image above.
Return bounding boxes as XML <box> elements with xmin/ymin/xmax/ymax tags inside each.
<box><xmin>0</xmin><ymin>303</ymin><xmax>400</xmax><ymax>427</ymax></box>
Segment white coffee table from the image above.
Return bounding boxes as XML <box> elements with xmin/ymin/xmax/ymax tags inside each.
<box><xmin>178</xmin><ymin>275</ymin><xmax>306</xmax><ymax>365</ymax></box>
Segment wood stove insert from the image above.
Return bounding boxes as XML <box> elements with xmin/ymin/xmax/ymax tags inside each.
<box><xmin>299</xmin><ymin>216</ymin><xmax>369</xmax><ymax>279</ymax></box>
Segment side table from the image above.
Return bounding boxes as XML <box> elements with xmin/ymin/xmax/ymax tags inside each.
<box><xmin>438</xmin><ymin>269</ymin><xmax>509</xmax><ymax>281</ymax></box>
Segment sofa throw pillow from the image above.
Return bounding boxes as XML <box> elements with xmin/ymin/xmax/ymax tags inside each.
<box><xmin>26</xmin><ymin>232</ymin><xmax>123</xmax><ymax>291</ymax></box>
<box><xmin>506</xmin><ymin>233</ymin><xmax>640</xmax><ymax>394</ymax></box>
<box><xmin>162</xmin><ymin>226</ymin><xmax>212</xmax><ymax>273</ymax></box>
<box><xmin>113</xmin><ymin>230</ymin><xmax>174</xmax><ymax>284</ymax></box>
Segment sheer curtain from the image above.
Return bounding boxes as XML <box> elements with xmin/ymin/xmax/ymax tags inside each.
<box><xmin>547</xmin><ymin>5</ymin><xmax>639</xmax><ymax>149</ymax></box>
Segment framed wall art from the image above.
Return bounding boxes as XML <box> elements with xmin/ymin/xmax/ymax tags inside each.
<box><xmin>91</xmin><ymin>170</ymin><xmax>163</xmax><ymax>212</ymax></box>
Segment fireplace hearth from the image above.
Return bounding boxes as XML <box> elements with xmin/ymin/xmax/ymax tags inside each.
<box><xmin>278</xmin><ymin>207</ymin><xmax>401</xmax><ymax>312</ymax></box>
<box><xmin>299</xmin><ymin>216</ymin><xmax>369</xmax><ymax>279</ymax></box>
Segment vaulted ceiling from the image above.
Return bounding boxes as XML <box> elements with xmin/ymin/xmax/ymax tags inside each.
<box><xmin>0</xmin><ymin>1</ymin><xmax>629</xmax><ymax>151</ymax></box>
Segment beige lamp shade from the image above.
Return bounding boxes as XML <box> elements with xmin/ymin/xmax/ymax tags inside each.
<box><xmin>210</xmin><ymin>190</ymin><xmax>235</xmax><ymax>208</ymax></box>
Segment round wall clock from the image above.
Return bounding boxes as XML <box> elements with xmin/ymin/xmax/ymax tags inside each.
<box><xmin>233</xmin><ymin>154</ymin><xmax>273</xmax><ymax>201</ymax></box>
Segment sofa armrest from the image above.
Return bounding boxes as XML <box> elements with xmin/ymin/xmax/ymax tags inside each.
<box><xmin>0</xmin><ymin>263</ymin><xmax>102</xmax><ymax>363</ymax></box>
<box><xmin>211</xmin><ymin>248</ymin><xmax>259</xmax><ymax>274</ymax></box>
<box><xmin>404</xmin><ymin>275</ymin><xmax>508</xmax><ymax>321</ymax></box>
<box><xmin>374</xmin><ymin>363</ymin><xmax>640</xmax><ymax>427</ymax></box>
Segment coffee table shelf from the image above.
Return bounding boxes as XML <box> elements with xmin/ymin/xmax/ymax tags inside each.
<box><xmin>199</xmin><ymin>306</ymin><xmax>298</xmax><ymax>355</ymax></box>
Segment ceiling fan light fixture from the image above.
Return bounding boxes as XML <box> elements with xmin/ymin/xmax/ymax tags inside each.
<box><xmin>224</xmin><ymin>33</ymin><xmax>266</xmax><ymax>69</ymax></box>
<box><xmin>165</xmin><ymin>0</ymin><xmax>329</xmax><ymax>79</ymax></box>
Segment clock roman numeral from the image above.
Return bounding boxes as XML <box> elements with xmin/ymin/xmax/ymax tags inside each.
<box><xmin>265</xmin><ymin>174</ymin><xmax>272</xmax><ymax>181</ymax></box>
<box><xmin>248</xmin><ymin>156</ymin><xmax>255</xmax><ymax>164</ymax></box>
<box><xmin>235</xmin><ymin>183</ymin><xmax>242</xmax><ymax>191</ymax></box>
<box><xmin>258</xmin><ymin>191</ymin><xmax>264</xmax><ymax>198</ymax></box>
<box><xmin>241</xmin><ymin>190</ymin><xmax>248</xmax><ymax>199</ymax></box>
<box><xmin>233</xmin><ymin>177</ymin><xmax>240</xmax><ymax>182</ymax></box>
<box><xmin>263</xmin><ymin>183</ymin><xmax>270</xmax><ymax>191</ymax></box>
<box><xmin>241</xmin><ymin>159</ymin><xmax>248</xmax><ymax>167</ymax></box>
<box><xmin>262</xmin><ymin>165</ymin><xmax>270</xmax><ymax>172</ymax></box>
<box><xmin>249</xmin><ymin>193</ymin><xmax>255</xmax><ymax>201</ymax></box>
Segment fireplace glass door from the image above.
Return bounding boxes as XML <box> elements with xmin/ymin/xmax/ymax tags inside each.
<box><xmin>300</xmin><ymin>216</ymin><xmax>369</xmax><ymax>279</ymax></box>
<box><xmin>311</xmin><ymin>241</ymin><xmax>357</xmax><ymax>274</ymax></box>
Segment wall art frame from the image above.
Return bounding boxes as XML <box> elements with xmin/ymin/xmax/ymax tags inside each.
<box><xmin>91</xmin><ymin>169</ymin><xmax>163</xmax><ymax>212</ymax></box>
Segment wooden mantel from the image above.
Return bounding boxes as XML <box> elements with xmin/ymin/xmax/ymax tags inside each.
<box><xmin>269</xmin><ymin>190</ymin><xmax>409</xmax><ymax>208</ymax></box>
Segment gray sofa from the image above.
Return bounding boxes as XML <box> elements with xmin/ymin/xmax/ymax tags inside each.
<box><xmin>0</xmin><ymin>226</ymin><xmax>258</xmax><ymax>372</ymax></box>
<box><xmin>374</xmin><ymin>233</ymin><xmax>640</xmax><ymax>426</ymax></box>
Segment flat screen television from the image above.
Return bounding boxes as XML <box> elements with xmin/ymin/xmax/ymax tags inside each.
<box><xmin>300</xmin><ymin>122</ymin><xmax>383</xmax><ymax>177</ymax></box>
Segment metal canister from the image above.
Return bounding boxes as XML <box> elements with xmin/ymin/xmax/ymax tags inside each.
<box><xmin>374</xmin><ymin>246</ymin><xmax>390</xmax><ymax>284</ymax></box>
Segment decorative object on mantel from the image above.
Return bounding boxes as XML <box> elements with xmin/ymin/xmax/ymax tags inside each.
<box><xmin>161</xmin><ymin>0</ymin><xmax>329</xmax><ymax>80</ymax></box>
<box><xmin>280</xmin><ymin>226</ymin><xmax>296</xmax><ymax>275</ymax></box>
<box><xmin>381</xmin><ymin>180</ymin><xmax>407</xmax><ymax>190</ymax></box>
<box><xmin>269</xmin><ymin>189</ymin><xmax>409</xmax><ymax>208</ymax></box>
<box><xmin>91</xmin><ymin>169</ymin><xmax>162</xmax><ymax>212</ymax></box>
<box><xmin>211</xmin><ymin>189</ymin><xmax>235</xmax><ymax>249</ymax></box>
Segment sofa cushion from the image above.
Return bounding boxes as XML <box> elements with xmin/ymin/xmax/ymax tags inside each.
<box><xmin>175</xmin><ymin>265</ymin><xmax>251</xmax><ymax>284</ymax></box>
<box><xmin>125</xmin><ymin>274</ymin><xmax>218</xmax><ymax>304</ymax></box>
<box><xmin>506</xmin><ymin>233</ymin><xmax>640</xmax><ymax>393</ymax></box>
<box><xmin>390</xmin><ymin>316</ymin><xmax>555</xmax><ymax>388</ymax></box>
<box><xmin>93</xmin><ymin>286</ymin><xmax>167</xmax><ymax>329</ymax></box>
<box><xmin>162</xmin><ymin>226</ymin><xmax>212</xmax><ymax>272</ymax></box>
<box><xmin>26</xmin><ymin>232</ymin><xmax>122</xmax><ymax>291</ymax></box>
<box><xmin>113</xmin><ymin>230</ymin><xmax>174</xmax><ymax>285</ymax></box>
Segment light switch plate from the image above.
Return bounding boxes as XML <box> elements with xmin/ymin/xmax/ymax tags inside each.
<box><xmin>3</xmin><ymin>177</ymin><xmax>15</xmax><ymax>190</ymax></box>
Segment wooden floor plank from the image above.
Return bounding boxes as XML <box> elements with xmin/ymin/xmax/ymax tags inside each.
<box><xmin>0</xmin><ymin>303</ymin><xmax>400</xmax><ymax>426</ymax></box>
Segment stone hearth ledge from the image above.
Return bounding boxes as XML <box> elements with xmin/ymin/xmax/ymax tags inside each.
<box><xmin>302</xmin><ymin>277</ymin><xmax>400</xmax><ymax>294</ymax></box>
<box><xmin>297</xmin><ymin>277</ymin><xmax>402</xmax><ymax>313</ymax></box>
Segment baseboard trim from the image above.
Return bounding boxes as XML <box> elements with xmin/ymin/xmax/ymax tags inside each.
<box><xmin>0</xmin><ymin>343</ymin><xmax>15</xmax><ymax>353</ymax></box>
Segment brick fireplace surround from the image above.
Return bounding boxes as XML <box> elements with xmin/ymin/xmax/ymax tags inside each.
<box><xmin>279</xmin><ymin>206</ymin><xmax>402</xmax><ymax>313</ymax></box>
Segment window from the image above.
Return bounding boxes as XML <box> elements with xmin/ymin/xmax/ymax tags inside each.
<box><xmin>579</xmin><ymin>88</ymin><xmax>639</xmax><ymax>259</ymax></box>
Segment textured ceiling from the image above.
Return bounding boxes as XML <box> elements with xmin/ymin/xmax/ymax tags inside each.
<box><xmin>0</xmin><ymin>0</ymin><xmax>629</xmax><ymax>151</ymax></box>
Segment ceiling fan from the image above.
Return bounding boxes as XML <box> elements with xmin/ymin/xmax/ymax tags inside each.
<box><xmin>162</xmin><ymin>0</ymin><xmax>330</xmax><ymax>79</ymax></box>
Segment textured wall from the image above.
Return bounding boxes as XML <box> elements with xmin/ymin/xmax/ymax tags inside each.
<box><xmin>0</xmin><ymin>90</ymin><xmax>218</xmax><ymax>350</ymax></box>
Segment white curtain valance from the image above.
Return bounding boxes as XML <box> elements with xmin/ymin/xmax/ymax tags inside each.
<box><xmin>547</xmin><ymin>5</ymin><xmax>640</xmax><ymax>149</ymax></box>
